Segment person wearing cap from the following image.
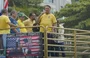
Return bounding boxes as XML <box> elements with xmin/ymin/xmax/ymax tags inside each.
<box><xmin>17</xmin><ymin>12</ymin><xmax>27</xmax><ymax>33</ymax></box>
<box><xmin>23</xmin><ymin>13</ymin><xmax>36</xmax><ymax>32</ymax></box>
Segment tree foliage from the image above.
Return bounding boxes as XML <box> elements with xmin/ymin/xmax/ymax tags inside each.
<box><xmin>8</xmin><ymin>0</ymin><xmax>43</xmax><ymax>15</ymax></box>
<box><xmin>55</xmin><ymin>0</ymin><xmax>90</xmax><ymax>30</ymax></box>
<box><xmin>9</xmin><ymin>0</ymin><xmax>43</xmax><ymax>7</ymax></box>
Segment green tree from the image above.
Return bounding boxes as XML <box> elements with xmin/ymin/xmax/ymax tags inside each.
<box><xmin>28</xmin><ymin>0</ymin><xmax>43</xmax><ymax>6</ymax></box>
<box><xmin>8</xmin><ymin>0</ymin><xmax>44</xmax><ymax>15</ymax></box>
<box><xmin>55</xmin><ymin>1</ymin><xmax>90</xmax><ymax>58</ymax></box>
<box><xmin>71</xmin><ymin>0</ymin><xmax>79</xmax><ymax>3</ymax></box>
<box><xmin>9</xmin><ymin>0</ymin><xmax>43</xmax><ymax>7</ymax></box>
<box><xmin>55</xmin><ymin>0</ymin><xmax>90</xmax><ymax>30</ymax></box>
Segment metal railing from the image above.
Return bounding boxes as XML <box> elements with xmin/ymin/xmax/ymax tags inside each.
<box><xmin>0</xmin><ymin>26</ymin><xmax>90</xmax><ymax>58</ymax></box>
<box><xmin>45</xmin><ymin>26</ymin><xmax>90</xmax><ymax>58</ymax></box>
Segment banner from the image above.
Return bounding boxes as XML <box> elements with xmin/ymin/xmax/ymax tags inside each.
<box><xmin>1</xmin><ymin>32</ymin><xmax>42</xmax><ymax>58</ymax></box>
<box><xmin>4</xmin><ymin>0</ymin><xmax>8</xmax><ymax>9</ymax></box>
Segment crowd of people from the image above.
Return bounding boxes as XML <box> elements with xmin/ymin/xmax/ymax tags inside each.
<box><xmin>0</xmin><ymin>5</ymin><xmax>65</xmax><ymax>57</ymax></box>
<box><xmin>0</xmin><ymin>5</ymin><xmax>57</xmax><ymax>34</ymax></box>
<box><xmin>0</xmin><ymin>10</ymin><xmax>37</xmax><ymax>34</ymax></box>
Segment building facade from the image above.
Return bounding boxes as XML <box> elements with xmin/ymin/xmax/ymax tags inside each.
<box><xmin>41</xmin><ymin>0</ymin><xmax>72</xmax><ymax>12</ymax></box>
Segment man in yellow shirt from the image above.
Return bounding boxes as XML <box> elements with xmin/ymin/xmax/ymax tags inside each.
<box><xmin>0</xmin><ymin>9</ymin><xmax>17</xmax><ymax>34</ymax></box>
<box><xmin>23</xmin><ymin>13</ymin><xmax>36</xmax><ymax>32</ymax></box>
<box><xmin>17</xmin><ymin>12</ymin><xmax>27</xmax><ymax>33</ymax></box>
<box><xmin>37</xmin><ymin>5</ymin><xmax>57</xmax><ymax>57</ymax></box>
<box><xmin>38</xmin><ymin>5</ymin><xmax>57</xmax><ymax>32</ymax></box>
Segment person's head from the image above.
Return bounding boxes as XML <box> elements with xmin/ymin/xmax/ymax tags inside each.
<box><xmin>44</xmin><ymin>5</ymin><xmax>51</xmax><ymax>14</ymax></box>
<box><xmin>1</xmin><ymin>9</ymin><xmax>8</xmax><ymax>15</ymax></box>
<box><xmin>18</xmin><ymin>12</ymin><xmax>25</xmax><ymax>21</ymax></box>
<box><xmin>29</xmin><ymin>13</ymin><xmax>36</xmax><ymax>20</ymax></box>
<box><xmin>10</xmin><ymin>10</ymin><xmax>17</xmax><ymax>19</ymax></box>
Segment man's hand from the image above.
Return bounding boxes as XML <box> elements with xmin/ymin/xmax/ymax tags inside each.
<box><xmin>7</xmin><ymin>22</ymin><xmax>18</xmax><ymax>27</ymax></box>
<box><xmin>13</xmin><ymin>29</ymin><xmax>20</xmax><ymax>33</ymax></box>
<box><xmin>52</xmin><ymin>23</ymin><xmax>57</xmax><ymax>32</ymax></box>
<box><xmin>41</xmin><ymin>12</ymin><xmax>45</xmax><ymax>15</ymax></box>
<box><xmin>36</xmin><ymin>12</ymin><xmax>45</xmax><ymax>24</ymax></box>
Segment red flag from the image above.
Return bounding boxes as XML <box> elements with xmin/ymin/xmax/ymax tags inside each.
<box><xmin>4</xmin><ymin>0</ymin><xmax>8</xmax><ymax>9</ymax></box>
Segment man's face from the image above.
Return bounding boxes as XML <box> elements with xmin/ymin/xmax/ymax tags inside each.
<box><xmin>31</xmin><ymin>14</ymin><xmax>36</xmax><ymax>20</ymax></box>
<box><xmin>20</xmin><ymin>16</ymin><xmax>25</xmax><ymax>21</ymax></box>
<box><xmin>45</xmin><ymin>6</ymin><xmax>51</xmax><ymax>13</ymax></box>
<box><xmin>12</xmin><ymin>12</ymin><xmax>17</xmax><ymax>19</ymax></box>
<box><xmin>6</xmin><ymin>11</ymin><xmax>8</xmax><ymax>16</ymax></box>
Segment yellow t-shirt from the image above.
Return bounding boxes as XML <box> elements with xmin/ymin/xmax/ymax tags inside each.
<box><xmin>23</xmin><ymin>19</ymin><xmax>35</xmax><ymax>32</ymax></box>
<box><xmin>40</xmin><ymin>13</ymin><xmax>57</xmax><ymax>32</ymax></box>
<box><xmin>17</xmin><ymin>19</ymin><xmax>27</xmax><ymax>33</ymax></box>
<box><xmin>0</xmin><ymin>15</ymin><xmax>10</xmax><ymax>34</ymax></box>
